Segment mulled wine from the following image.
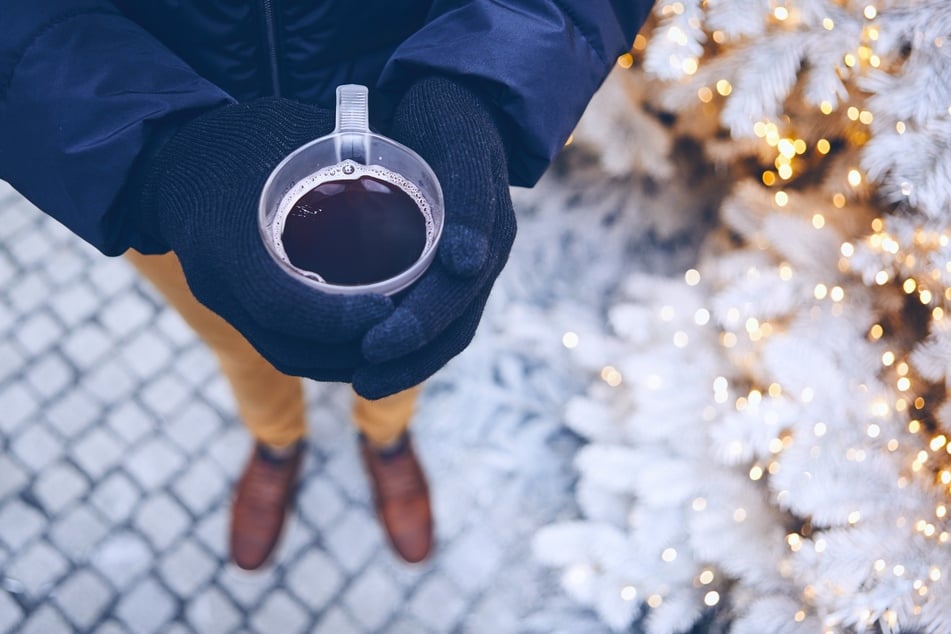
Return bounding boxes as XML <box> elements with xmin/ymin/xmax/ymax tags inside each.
<box><xmin>271</xmin><ymin>162</ymin><xmax>435</xmax><ymax>286</ymax></box>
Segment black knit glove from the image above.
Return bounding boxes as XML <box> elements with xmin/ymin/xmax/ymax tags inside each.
<box><xmin>134</xmin><ymin>99</ymin><xmax>394</xmax><ymax>380</ymax></box>
<box><xmin>352</xmin><ymin>77</ymin><xmax>517</xmax><ymax>398</ymax></box>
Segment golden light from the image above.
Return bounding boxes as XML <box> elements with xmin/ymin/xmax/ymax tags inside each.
<box><xmin>716</xmin><ymin>79</ymin><xmax>732</xmax><ymax>96</ymax></box>
<box><xmin>617</xmin><ymin>53</ymin><xmax>634</xmax><ymax>69</ymax></box>
<box><xmin>848</xmin><ymin>169</ymin><xmax>863</xmax><ymax>187</ymax></box>
<box><xmin>773</xmin><ymin>6</ymin><xmax>789</xmax><ymax>20</ymax></box>
<box><xmin>819</xmin><ymin>101</ymin><xmax>833</xmax><ymax>115</ymax></box>
<box><xmin>822</xmin><ymin>17</ymin><xmax>834</xmax><ymax>30</ymax></box>
<box><xmin>775</xmin><ymin>191</ymin><xmax>789</xmax><ymax>206</ymax></box>
<box><xmin>698</xmin><ymin>86</ymin><xmax>714</xmax><ymax>103</ymax></box>
<box><xmin>817</xmin><ymin>138</ymin><xmax>831</xmax><ymax>153</ymax></box>
<box><xmin>762</xmin><ymin>170</ymin><xmax>777</xmax><ymax>186</ymax></box>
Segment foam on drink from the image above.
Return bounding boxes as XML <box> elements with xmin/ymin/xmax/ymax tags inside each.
<box><xmin>270</xmin><ymin>160</ymin><xmax>435</xmax><ymax>285</ymax></box>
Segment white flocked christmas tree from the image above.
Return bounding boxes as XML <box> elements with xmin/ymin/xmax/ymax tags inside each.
<box><xmin>533</xmin><ymin>1</ymin><xmax>951</xmax><ymax>632</ymax></box>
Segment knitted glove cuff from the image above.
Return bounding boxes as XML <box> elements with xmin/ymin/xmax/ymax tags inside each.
<box><xmin>392</xmin><ymin>76</ymin><xmax>508</xmax><ymax>171</ymax></box>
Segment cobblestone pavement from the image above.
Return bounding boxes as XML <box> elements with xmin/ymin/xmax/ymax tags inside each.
<box><xmin>0</xmin><ymin>153</ymin><xmax>696</xmax><ymax>633</ymax></box>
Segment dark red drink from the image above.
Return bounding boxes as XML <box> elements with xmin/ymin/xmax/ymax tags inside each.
<box><xmin>280</xmin><ymin>175</ymin><xmax>428</xmax><ymax>285</ymax></box>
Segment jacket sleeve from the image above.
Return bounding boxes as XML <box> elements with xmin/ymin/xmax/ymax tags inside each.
<box><xmin>0</xmin><ymin>1</ymin><xmax>234</xmax><ymax>255</ymax></box>
<box><xmin>379</xmin><ymin>0</ymin><xmax>654</xmax><ymax>187</ymax></box>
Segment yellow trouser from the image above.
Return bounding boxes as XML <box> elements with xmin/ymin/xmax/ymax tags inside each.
<box><xmin>126</xmin><ymin>250</ymin><xmax>418</xmax><ymax>448</ymax></box>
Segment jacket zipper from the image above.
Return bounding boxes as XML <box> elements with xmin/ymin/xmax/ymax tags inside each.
<box><xmin>261</xmin><ymin>0</ymin><xmax>282</xmax><ymax>96</ymax></box>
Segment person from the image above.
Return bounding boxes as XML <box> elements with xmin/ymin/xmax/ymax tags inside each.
<box><xmin>0</xmin><ymin>1</ymin><xmax>654</xmax><ymax>570</ymax></box>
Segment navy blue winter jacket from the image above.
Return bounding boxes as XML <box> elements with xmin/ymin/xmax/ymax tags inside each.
<box><xmin>0</xmin><ymin>0</ymin><xmax>653</xmax><ymax>255</ymax></box>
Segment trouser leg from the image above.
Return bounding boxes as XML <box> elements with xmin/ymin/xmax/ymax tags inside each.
<box><xmin>351</xmin><ymin>385</ymin><xmax>422</xmax><ymax>446</ymax></box>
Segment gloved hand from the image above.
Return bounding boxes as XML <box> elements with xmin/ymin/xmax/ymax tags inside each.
<box><xmin>353</xmin><ymin>77</ymin><xmax>517</xmax><ymax>398</ymax></box>
<box><xmin>132</xmin><ymin>98</ymin><xmax>394</xmax><ymax>381</ymax></box>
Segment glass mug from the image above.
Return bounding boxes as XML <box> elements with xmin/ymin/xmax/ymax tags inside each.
<box><xmin>258</xmin><ymin>85</ymin><xmax>444</xmax><ymax>296</ymax></box>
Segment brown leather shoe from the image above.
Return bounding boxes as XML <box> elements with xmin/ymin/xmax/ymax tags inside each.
<box><xmin>359</xmin><ymin>433</ymin><xmax>433</xmax><ymax>563</ymax></box>
<box><xmin>230</xmin><ymin>441</ymin><xmax>304</xmax><ymax>571</ymax></box>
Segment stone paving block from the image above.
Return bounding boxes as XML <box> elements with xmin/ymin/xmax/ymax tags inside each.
<box><xmin>272</xmin><ymin>513</ymin><xmax>312</xmax><ymax>565</ymax></box>
<box><xmin>125</xmin><ymin>437</ymin><xmax>185</xmax><ymax>490</ymax></box>
<box><xmin>342</xmin><ymin>564</ymin><xmax>401</xmax><ymax>631</ymax></box>
<box><xmin>323</xmin><ymin>440</ymin><xmax>371</xmax><ymax>504</ymax></box>
<box><xmin>54</xmin><ymin>568</ymin><xmax>113</xmax><ymax>630</ymax></box>
<box><xmin>115</xmin><ymin>577</ymin><xmax>176</xmax><ymax>634</ymax></box>
<box><xmin>90</xmin><ymin>620</ymin><xmax>127</xmax><ymax>634</ymax></box>
<box><xmin>409</xmin><ymin>574</ymin><xmax>468</xmax><ymax>633</ymax></box>
<box><xmin>48</xmin><ymin>282</ymin><xmax>99</xmax><ymax>326</ymax></box>
<box><xmin>88</xmin><ymin>259</ymin><xmax>136</xmax><ymax>298</ymax></box>
<box><xmin>33</xmin><ymin>462</ymin><xmax>89</xmax><ymax>514</ymax></box>
<box><xmin>39</xmin><ymin>215</ymin><xmax>78</xmax><ymax>246</ymax></box>
<box><xmin>193</xmin><ymin>507</ymin><xmax>228</xmax><ymax>560</ymax></box>
<box><xmin>0</xmin><ymin>195</ymin><xmax>35</xmax><ymax>239</ymax></box>
<box><xmin>323</xmin><ymin>507</ymin><xmax>380</xmax><ymax>573</ymax></box>
<box><xmin>120</xmin><ymin>330</ymin><xmax>173</xmax><ymax>379</ymax></box>
<box><xmin>285</xmin><ymin>549</ymin><xmax>344</xmax><ymax>612</ymax></box>
<box><xmin>17</xmin><ymin>604</ymin><xmax>71</xmax><ymax>634</ymax></box>
<box><xmin>297</xmin><ymin>478</ymin><xmax>346</xmax><ymax>531</ymax></box>
<box><xmin>250</xmin><ymin>590</ymin><xmax>309</xmax><ymax>634</ymax></box>
<box><xmin>172</xmin><ymin>459</ymin><xmax>227</xmax><ymax>515</ymax></box>
<box><xmin>140</xmin><ymin>373</ymin><xmax>191</xmax><ymax>418</ymax></box>
<box><xmin>105</xmin><ymin>399</ymin><xmax>154</xmax><ymax>444</ymax></box>
<box><xmin>44</xmin><ymin>387</ymin><xmax>101</xmax><ymax>439</ymax></box>
<box><xmin>84</xmin><ymin>358</ymin><xmax>138</xmax><ymax>406</ymax></box>
<box><xmin>43</xmin><ymin>249</ymin><xmax>86</xmax><ymax>286</ymax></box>
<box><xmin>0</xmin><ymin>380</ymin><xmax>39</xmax><ymax>434</ymax></box>
<box><xmin>0</xmin><ymin>498</ymin><xmax>46</xmax><ymax>551</ymax></box>
<box><xmin>6</xmin><ymin>540</ymin><xmax>69</xmax><ymax>598</ymax></box>
<box><xmin>0</xmin><ymin>300</ymin><xmax>12</xmax><ymax>336</ymax></box>
<box><xmin>10</xmin><ymin>424</ymin><xmax>63</xmax><ymax>471</ymax></box>
<box><xmin>0</xmin><ymin>589</ymin><xmax>24</xmax><ymax>634</ymax></box>
<box><xmin>218</xmin><ymin>565</ymin><xmax>277</xmax><ymax>609</ymax></box>
<box><xmin>134</xmin><ymin>493</ymin><xmax>190</xmax><ymax>552</ymax></box>
<box><xmin>0</xmin><ymin>250</ymin><xmax>13</xmax><ymax>287</ymax></box>
<box><xmin>9</xmin><ymin>272</ymin><xmax>51</xmax><ymax>313</ymax></box>
<box><xmin>159</xmin><ymin>539</ymin><xmax>218</xmax><ymax>596</ymax></box>
<box><xmin>71</xmin><ymin>427</ymin><xmax>125</xmax><ymax>479</ymax></box>
<box><xmin>207</xmin><ymin>425</ymin><xmax>251</xmax><ymax>480</ymax></box>
<box><xmin>89</xmin><ymin>472</ymin><xmax>140</xmax><ymax>523</ymax></box>
<box><xmin>441</xmin><ymin>526</ymin><xmax>505</xmax><ymax>594</ymax></box>
<box><xmin>49</xmin><ymin>505</ymin><xmax>110</xmax><ymax>562</ymax></box>
<box><xmin>9</xmin><ymin>229</ymin><xmax>53</xmax><ymax>267</ymax></box>
<box><xmin>91</xmin><ymin>531</ymin><xmax>153</xmax><ymax>589</ymax></box>
<box><xmin>202</xmin><ymin>373</ymin><xmax>236</xmax><ymax>415</ymax></box>
<box><xmin>0</xmin><ymin>342</ymin><xmax>25</xmax><ymax>384</ymax></box>
<box><xmin>100</xmin><ymin>292</ymin><xmax>155</xmax><ymax>339</ymax></box>
<box><xmin>164</xmin><ymin>400</ymin><xmax>222</xmax><ymax>455</ymax></box>
<box><xmin>463</xmin><ymin>592</ymin><xmax>523</xmax><ymax>634</ymax></box>
<box><xmin>186</xmin><ymin>587</ymin><xmax>242</xmax><ymax>634</ymax></box>
<box><xmin>154</xmin><ymin>308</ymin><xmax>196</xmax><ymax>347</ymax></box>
<box><xmin>25</xmin><ymin>353</ymin><xmax>74</xmax><ymax>403</ymax></box>
<box><xmin>61</xmin><ymin>322</ymin><xmax>112</xmax><ymax>370</ymax></box>
<box><xmin>172</xmin><ymin>345</ymin><xmax>218</xmax><ymax>385</ymax></box>
<box><xmin>384</xmin><ymin>616</ymin><xmax>436</xmax><ymax>634</ymax></box>
<box><xmin>312</xmin><ymin>608</ymin><xmax>362</xmax><ymax>634</ymax></box>
<box><xmin>0</xmin><ymin>455</ymin><xmax>29</xmax><ymax>499</ymax></box>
